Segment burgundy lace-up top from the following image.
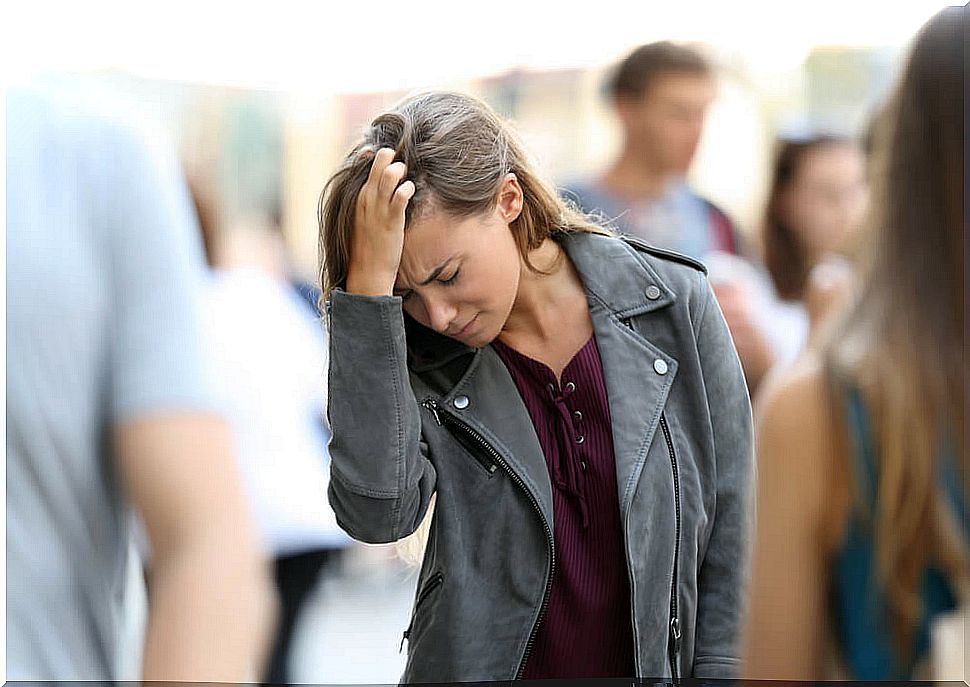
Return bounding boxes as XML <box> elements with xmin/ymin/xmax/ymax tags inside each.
<box><xmin>491</xmin><ymin>334</ymin><xmax>635</xmax><ymax>679</ymax></box>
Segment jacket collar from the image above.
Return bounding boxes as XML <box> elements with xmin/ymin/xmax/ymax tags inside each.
<box><xmin>406</xmin><ymin>230</ymin><xmax>675</xmax><ymax>371</ymax></box>
<box><xmin>558</xmin><ymin>230</ymin><xmax>676</xmax><ymax>318</ymax></box>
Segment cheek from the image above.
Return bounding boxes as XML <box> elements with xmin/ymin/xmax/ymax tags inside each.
<box><xmin>848</xmin><ymin>189</ymin><xmax>869</xmax><ymax>224</ymax></box>
<box><xmin>471</xmin><ymin>240</ymin><xmax>521</xmax><ymax>331</ymax></box>
<box><xmin>403</xmin><ymin>298</ymin><xmax>430</xmax><ymax>328</ymax></box>
<box><xmin>796</xmin><ymin>201</ymin><xmax>843</xmax><ymax>251</ymax></box>
<box><xmin>790</xmin><ymin>193</ymin><xmax>822</xmax><ymax>231</ymax></box>
<box><xmin>796</xmin><ymin>208</ymin><xmax>827</xmax><ymax>243</ymax></box>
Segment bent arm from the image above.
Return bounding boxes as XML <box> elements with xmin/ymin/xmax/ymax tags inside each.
<box><xmin>326</xmin><ymin>288</ymin><xmax>437</xmax><ymax>544</ymax></box>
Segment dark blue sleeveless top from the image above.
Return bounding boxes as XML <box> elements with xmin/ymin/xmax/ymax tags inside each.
<box><xmin>831</xmin><ymin>386</ymin><xmax>967</xmax><ymax>679</ymax></box>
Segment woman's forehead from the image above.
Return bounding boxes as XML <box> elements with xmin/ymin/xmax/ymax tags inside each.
<box><xmin>405</xmin><ymin>210</ymin><xmax>482</xmax><ymax>253</ymax></box>
<box><xmin>398</xmin><ymin>212</ymin><xmax>488</xmax><ymax>284</ymax></box>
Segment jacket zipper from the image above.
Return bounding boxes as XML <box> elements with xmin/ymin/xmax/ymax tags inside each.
<box><xmin>617</xmin><ymin>319</ymin><xmax>682</xmax><ymax>679</ymax></box>
<box><xmin>660</xmin><ymin>413</ymin><xmax>683</xmax><ymax>682</ymax></box>
<box><xmin>421</xmin><ymin>398</ymin><xmax>556</xmax><ymax>679</ymax></box>
<box><xmin>620</xmin><ymin>317</ymin><xmax>644</xmax><ymax>678</ymax></box>
<box><xmin>623</xmin><ymin>489</ymin><xmax>643</xmax><ymax>677</ymax></box>
<box><xmin>422</xmin><ymin>400</ymin><xmax>496</xmax><ymax>475</ymax></box>
<box><xmin>400</xmin><ymin>571</ymin><xmax>445</xmax><ymax>652</ymax></box>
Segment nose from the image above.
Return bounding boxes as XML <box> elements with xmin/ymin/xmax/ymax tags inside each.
<box><xmin>425</xmin><ymin>296</ymin><xmax>458</xmax><ymax>335</ymax></box>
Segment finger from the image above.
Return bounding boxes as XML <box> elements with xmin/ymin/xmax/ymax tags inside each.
<box><xmin>378</xmin><ymin>161</ymin><xmax>408</xmax><ymax>201</ymax></box>
<box><xmin>364</xmin><ymin>147</ymin><xmax>397</xmax><ymax>194</ymax></box>
<box><xmin>390</xmin><ymin>180</ymin><xmax>416</xmax><ymax>216</ymax></box>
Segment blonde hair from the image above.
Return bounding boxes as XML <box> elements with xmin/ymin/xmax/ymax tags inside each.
<box><xmin>822</xmin><ymin>5</ymin><xmax>968</xmax><ymax>662</ymax></box>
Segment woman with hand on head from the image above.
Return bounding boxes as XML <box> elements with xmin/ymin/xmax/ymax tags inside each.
<box><xmin>318</xmin><ymin>91</ymin><xmax>753</xmax><ymax>683</ymax></box>
<box><xmin>743</xmin><ymin>5</ymin><xmax>968</xmax><ymax>680</ymax></box>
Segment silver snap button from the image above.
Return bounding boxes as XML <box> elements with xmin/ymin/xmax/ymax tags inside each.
<box><xmin>581</xmin><ymin>461</ymin><xmax>587</xmax><ymax>471</ymax></box>
<box><xmin>453</xmin><ymin>395</ymin><xmax>470</xmax><ymax>410</ymax></box>
<box><xmin>653</xmin><ymin>359</ymin><xmax>668</xmax><ymax>375</ymax></box>
<box><xmin>573</xmin><ymin>410</ymin><xmax>583</xmax><ymax>422</ymax></box>
<box><xmin>576</xmin><ymin>435</ymin><xmax>585</xmax><ymax>445</ymax></box>
<box><xmin>564</xmin><ymin>381</ymin><xmax>576</xmax><ymax>394</ymax></box>
<box><xmin>646</xmin><ymin>285</ymin><xmax>661</xmax><ymax>300</ymax></box>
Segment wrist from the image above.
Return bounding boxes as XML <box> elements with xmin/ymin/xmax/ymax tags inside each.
<box><xmin>345</xmin><ymin>268</ymin><xmax>396</xmax><ymax>298</ymax></box>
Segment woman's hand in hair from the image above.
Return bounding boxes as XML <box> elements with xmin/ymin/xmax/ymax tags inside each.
<box><xmin>346</xmin><ymin>147</ymin><xmax>416</xmax><ymax>297</ymax></box>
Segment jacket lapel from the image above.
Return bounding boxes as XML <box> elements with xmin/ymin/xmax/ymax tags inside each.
<box><xmin>562</xmin><ymin>232</ymin><xmax>679</xmax><ymax>516</ymax></box>
<box><xmin>406</xmin><ymin>315</ymin><xmax>553</xmax><ymax>526</ymax></box>
<box><xmin>439</xmin><ymin>348</ymin><xmax>554</xmax><ymax>526</ymax></box>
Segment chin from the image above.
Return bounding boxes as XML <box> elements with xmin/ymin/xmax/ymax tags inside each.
<box><xmin>472</xmin><ymin>332</ymin><xmax>499</xmax><ymax>348</ymax></box>
<box><xmin>464</xmin><ymin>322</ymin><xmax>501</xmax><ymax>349</ymax></box>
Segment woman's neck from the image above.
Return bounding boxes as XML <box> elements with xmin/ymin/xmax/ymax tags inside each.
<box><xmin>500</xmin><ymin>238</ymin><xmax>589</xmax><ymax>345</ymax></box>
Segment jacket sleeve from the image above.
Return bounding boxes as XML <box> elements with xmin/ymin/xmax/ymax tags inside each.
<box><xmin>324</xmin><ymin>288</ymin><xmax>437</xmax><ymax>544</ymax></box>
<box><xmin>690</xmin><ymin>273</ymin><xmax>756</xmax><ymax>679</ymax></box>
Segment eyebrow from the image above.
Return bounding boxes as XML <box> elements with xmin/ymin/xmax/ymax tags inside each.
<box><xmin>394</xmin><ymin>258</ymin><xmax>455</xmax><ymax>294</ymax></box>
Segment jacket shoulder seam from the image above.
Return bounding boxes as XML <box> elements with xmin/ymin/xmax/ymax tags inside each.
<box><xmin>618</xmin><ymin>234</ymin><xmax>709</xmax><ymax>275</ymax></box>
<box><xmin>692</xmin><ymin>270</ymin><xmax>713</xmax><ymax>339</ymax></box>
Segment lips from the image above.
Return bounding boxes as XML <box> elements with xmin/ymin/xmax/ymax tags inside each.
<box><xmin>454</xmin><ymin>314</ymin><xmax>477</xmax><ymax>338</ymax></box>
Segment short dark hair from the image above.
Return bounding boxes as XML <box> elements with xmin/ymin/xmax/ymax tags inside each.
<box><xmin>607</xmin><ymin>41</ymin><xmax>713</xmax><ymax>100</ymax></box>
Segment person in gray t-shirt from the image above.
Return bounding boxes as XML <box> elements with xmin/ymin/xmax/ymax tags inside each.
<box><xmin>6</xmin><ymin>80</ymin><xmax>274</xmax><ymax>681</ymax></box>
<box><xmin>563</xmin><ymin>43</ymin><xmax>776</xmax><ymax>393</ymax></box>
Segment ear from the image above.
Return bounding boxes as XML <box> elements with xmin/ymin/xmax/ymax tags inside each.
<box><xmin>495</xmin><ymin>172</ymin><xmax>524</xmax><ymax>224</ymax></box>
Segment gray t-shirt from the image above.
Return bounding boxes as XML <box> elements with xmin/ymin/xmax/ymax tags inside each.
<box><xmin>564</xmin><ymin>177</ymin><xmax>718</xmax><ymax>260</ymax></box>
<box><xmin>6</xmin><ymin>81</ymin><xmax>219</xmax><ymax>680</ymax></box>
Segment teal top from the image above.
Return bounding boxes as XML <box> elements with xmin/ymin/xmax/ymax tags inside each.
<box><xmin>831</xmin><ymin>385</ymin><xmax>966</xmax><ymax>679</ymax></box>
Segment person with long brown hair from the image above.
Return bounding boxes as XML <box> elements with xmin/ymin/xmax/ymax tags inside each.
<box><xmin>318</xmin><ymin>91</ymin><xmax>753</xmax><ymax>682</ymax></box>
<box><xmin>742</xmin><ymin>5</ymin><xmax>968</xmax><ymax>680</ymax></box>
<box><xmin>759</xmin><ymin>132</ymin><xmax>868</xmax><ymax>363</ymax></box>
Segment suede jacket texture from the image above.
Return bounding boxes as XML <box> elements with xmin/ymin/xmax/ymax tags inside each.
<box><xmin>325</xmin><ymin>230</ymin><xmax>755</xmax><ymax>684</ymax></box>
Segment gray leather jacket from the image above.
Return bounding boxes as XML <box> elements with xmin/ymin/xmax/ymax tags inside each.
<box><xmin>325</xmin><ymin>231</ymin><xmax>754</xmax><ymax>683</ymax></box>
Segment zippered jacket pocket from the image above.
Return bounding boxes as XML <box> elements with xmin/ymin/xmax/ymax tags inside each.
<box><xmin>400</xmin><ymin>572</ymin><xmax>444</xmax><ymax>652</ymax></box>
<box><xmin>422</xmin><ymin>399</ymin><xmax>498</xmax><ymax>477</ymax></box>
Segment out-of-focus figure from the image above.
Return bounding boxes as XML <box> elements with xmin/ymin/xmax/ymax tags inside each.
<box><xmin>188</xmin><ymin>178</ymin><xmax>352</xmax><ymax>686</ymax></box>
<box><xmin>760</xmin><ymin>134</ymin><xmax>868</xmax><ymax>364</ymax></box>
<box><xmin>566</xmin><ymin>41</ymin><xmax>775</xmax><ymax>392</ymax></box>
<box><xmin>6</xmin><ymin>79</ymin><xmax>274</xmax><ymax>681</ymax></box>
<box><xmin>566</xmin><ymin>41</ymin><xmax>742</xmax><ymax>258</ymax></box>
<box><xmin>743</xmin><ymin>5</ymin><xmax>968</xmax><ymax>680</ymax></box>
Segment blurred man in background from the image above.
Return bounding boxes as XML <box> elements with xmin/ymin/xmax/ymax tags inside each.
<box><xmin>567</xmin><ymin>41</ymin><xmax>743</xmax><ymax>258</ymax></box>
<box><xmin>6</xmin><ymin>79</ymin><xmax>274</xmax><ymax>681</ymax></box>
<box><xmin>567</xmin><ymin>41</ymin><xmax>775</xmax><ymax>393</ymax></box>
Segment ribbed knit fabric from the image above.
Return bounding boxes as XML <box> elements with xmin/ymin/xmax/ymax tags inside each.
<box><xmin>491</xmin><ymin>335</ymin><xmax>635</xmax><ymax>679</ymax></box>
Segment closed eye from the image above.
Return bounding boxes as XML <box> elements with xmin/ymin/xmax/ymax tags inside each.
<box><xmin>397</xmin><ymin>266</ymin><xmax>459</xmax><ymax>301</ymax></box>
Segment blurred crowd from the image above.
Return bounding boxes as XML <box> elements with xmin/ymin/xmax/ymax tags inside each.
<box><xmin>6</xmin><ymin>4</ymin><xmax>966</xmax><ymax>684</ymax></box>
